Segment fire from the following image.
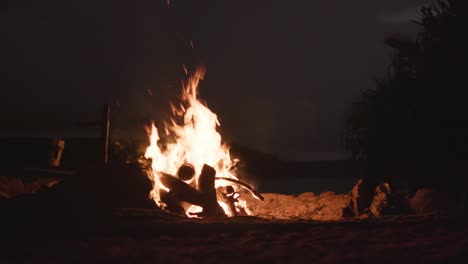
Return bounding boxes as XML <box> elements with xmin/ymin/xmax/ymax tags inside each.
<box><xmin>144</xmin><ymin>66</ymin><xmax>250</xmax><ymax>217</ymax></box>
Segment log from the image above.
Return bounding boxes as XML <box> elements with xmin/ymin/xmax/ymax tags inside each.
<box><xmin>198</xmin><ymin>164</ymin><xmax>226</xmax><ymax>217</ymax></box>
<box><xmin>159</xmin><ymin>173</ymin><xmax>204</xmax><ymax>206</ymax></box>
<box><xmin>214</xmin><ymin>177</ymin><xmax>264</xmax><ymax>201</ymax></box>
<box><xmin>159</xmin><ymin>165</ymin><xmax>226</xmax><ymax>217</ymax></box>
<box><xmin>217</xmin><ymin>186</ymin><xmax>237</xmax><ymax>216</ymax></box>
<box><xmin>177</xmin><ymin>163</ymin><xmax>195</xmax><ymax>181</ymax></box>
<box><xmin>160</xmin><ymin>189</ymin><xmax>186</xmax><ymax>214</ymax></box>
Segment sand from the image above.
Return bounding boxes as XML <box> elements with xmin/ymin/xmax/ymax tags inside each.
<box><xmin>1</xmin><ymin>167</ymin><xmax>466</xmax><ymax>263</ymax></box>
<box><xmin>1</xmin><ymin>209</ymin><xmax>466</xmax><ymax>264</ymax></box>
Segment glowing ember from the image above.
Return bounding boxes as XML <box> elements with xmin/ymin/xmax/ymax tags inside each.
<box><xmin>144</xmin><ymin>66</ymin><xmax>250</xmax><ymax>217</ymax></box>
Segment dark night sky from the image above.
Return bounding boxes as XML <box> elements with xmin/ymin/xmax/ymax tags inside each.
<box><xmin>1</xmin><ymin>0</ymin><xmax>430</xmax><ymax>161</ymax></box>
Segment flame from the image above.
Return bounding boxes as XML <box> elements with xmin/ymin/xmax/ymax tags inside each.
<box><xmin>144</xmin><ymin>66</ymin><xmax>248</xmax><ymax>217</ymax></box>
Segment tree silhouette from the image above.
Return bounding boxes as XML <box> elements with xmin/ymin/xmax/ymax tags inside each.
<box><xmin>345</xmin><ymin>0</ymin><xmax>468</xmax><ymax>190</ymax></box>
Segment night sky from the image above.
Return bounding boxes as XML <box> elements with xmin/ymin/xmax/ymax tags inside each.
<box><xmin>1</xmin><ymin>0</ymin><xmax>430</xmax><ymax>161</ymax></box>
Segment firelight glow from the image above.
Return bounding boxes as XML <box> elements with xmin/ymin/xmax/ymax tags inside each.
<box><xmin>144</xmin><ymin>66</ymin><xmax>248</xmax><ymax>217</ymax></box>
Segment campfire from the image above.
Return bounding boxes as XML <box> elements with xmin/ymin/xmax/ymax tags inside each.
<box><xmin>144</xmin><ymin>66</ymin><xmax>262</xmax><ymax>218</ymax></box>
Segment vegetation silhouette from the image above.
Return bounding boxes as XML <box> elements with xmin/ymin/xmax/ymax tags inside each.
<box><xmin>344</xmin><ymin>0</ymin><xmax>468</xmax><ymax>192</ymax></box>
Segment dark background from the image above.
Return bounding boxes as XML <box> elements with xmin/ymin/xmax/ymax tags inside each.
<box><xmin>0</xmin><ymin>0</ymin><xmax>430</xmax><ymax>161</ymax></box>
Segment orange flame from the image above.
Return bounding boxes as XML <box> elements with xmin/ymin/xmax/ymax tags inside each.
<box><xmin>144</xmin><ymin>67</ymin><xmax>248</xmax><ymax>217</ymax></box>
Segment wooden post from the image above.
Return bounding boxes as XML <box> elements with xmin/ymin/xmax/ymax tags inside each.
<box><xmin>103</xmin><ymin>104</ymin><xmax>110</xmax><ymax>163</ymax></box>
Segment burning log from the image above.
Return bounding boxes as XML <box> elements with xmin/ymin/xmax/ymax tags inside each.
<box><xmin>159</xmin><ymin>173</ymin><xmax>204</xmax><ymax>206</ymax></box>
<box><xmin>217</xmin><ymin>185</ymin><xmax>238</xmax><ymax>216</ymax></box>
<box><xmin>215</xmin><ymin>177</ymin><xmax>264</xmax><ymax>202</ymax></box>
<box><xmin>159</xmin><ymin>189</ymin><xmax>186</xmax><ymax>214</ymax></box>
<box><xmin>177</xmin><ymin>163</ymin><xmax>195</xmax><ymax>182</ymax></box>
<box><xmin>198</xmin><ymin>164</ymin><xmax>226</xmax><ymax>217</ymax></box>
<box><xmin>158</xmin><ymin>164</ymin><xmax>226</xmax><ymax>217</ymax></box>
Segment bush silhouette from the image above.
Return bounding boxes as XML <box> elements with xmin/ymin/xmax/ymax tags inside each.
<box><xmin>344</xmin><ymin>0</ymin><xmax>468</xmax><ymax>191</ymax></box>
